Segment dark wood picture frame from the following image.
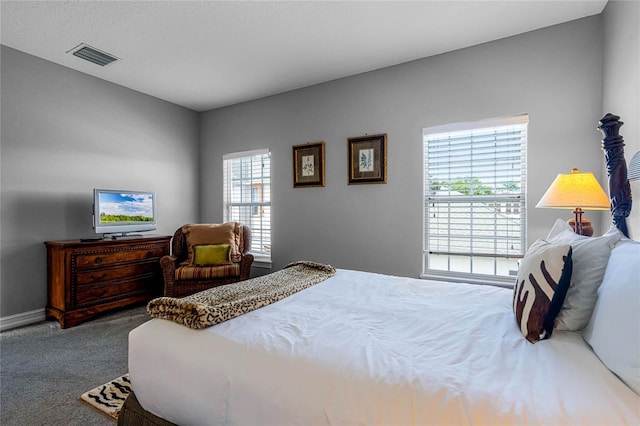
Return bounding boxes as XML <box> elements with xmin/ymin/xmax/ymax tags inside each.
<box><xmin>348</xmin><ymin>133</ymin><xmax>387</xmax><ymax>185</ymax></box>
<box><xmin>293</xmin><ymin>142</ymin><xmax>325</xmax><ymax>188</ymax></box>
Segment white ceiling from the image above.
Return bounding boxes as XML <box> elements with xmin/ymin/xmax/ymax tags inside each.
<box><xmin>1</xmin><ymin>1</ymin><xmax>607</xmax><ymax>112</ymax></box>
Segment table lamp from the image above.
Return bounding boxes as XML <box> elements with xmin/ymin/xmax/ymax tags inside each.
<box><xmin>536</xmin><ymin>168</ymin><xmax>610</xmax><ymax>236</ymax></box>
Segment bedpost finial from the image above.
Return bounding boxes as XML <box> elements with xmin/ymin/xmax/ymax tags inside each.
<box><xmin>599</xmin><ymin>112</ymin><xmax>621</xmax><ymax>124</ymax></box>
<box><xmin>598</xmin><ymin>113</ymin><xmax>624</xmax><ymax>141</ymax></box>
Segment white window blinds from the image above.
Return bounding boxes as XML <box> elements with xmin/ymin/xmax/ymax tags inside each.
<box><xmin>223</xmin><ymin>149</ymin><xmax>271</xmax><ymax>260</ymax></box>
<box><xmin>423</xmin><ymin>116</ymin><xmax>528</xmax><ymax>282</ymax></box>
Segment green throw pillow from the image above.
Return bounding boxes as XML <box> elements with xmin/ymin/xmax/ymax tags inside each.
<box><xmin>193</xmin><ymin>244</ymin><xmax>232</xmax><ymax>266</ymax></box>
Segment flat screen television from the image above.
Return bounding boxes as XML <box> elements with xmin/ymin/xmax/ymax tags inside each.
<box><xmin>93</xmin><ymin>189</ymin><xmax>157</xmax><ymax>235</ymax></box>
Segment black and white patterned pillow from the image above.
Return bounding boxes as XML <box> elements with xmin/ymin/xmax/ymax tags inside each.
<box><xmin>513</xmin><ymin>239</ymin><xmax>573</xmax><ymax>343</ymax></box>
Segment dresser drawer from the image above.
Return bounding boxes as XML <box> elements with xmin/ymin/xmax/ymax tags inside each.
<box><xmin>76</xmin><ymin>261</ymin><xmax>158</xmax><ymax>285</ymax></box>
<box><xmin>75</xmin><ymin>246</ymin><xmax>166</xmax><ymax>268</ymax></box>
<box><xmin>75</xmin><ymin>276</ymin><xmax>156</xmax><ymax>306</ymax></box>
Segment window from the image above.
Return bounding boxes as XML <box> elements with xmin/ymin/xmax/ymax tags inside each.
<box><xmin>423</xmin><ymin>115</ymin><xmax>528</xmax><ymax>284</ymax></box>
<box><xmin>251</xmin><ymin>185</ymin><xmax>262</xmax><ymax>216</ymax></box>
<box><xmin>223</xmin><ymin>149</ymin><xmax>271</xmax><ymax>262</ymax></box>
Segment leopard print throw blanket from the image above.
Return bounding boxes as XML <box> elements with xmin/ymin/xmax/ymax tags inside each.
<box><xmin>147</xmin><ymin>261</ymin><xmax>336</xmax><ymax>329</ymax></box>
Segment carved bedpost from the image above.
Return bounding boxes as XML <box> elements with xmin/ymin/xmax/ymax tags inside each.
<box><xmin>598</xmin><ymin>113</ymin><xmax>631</xmax><ymax>237</ymax></box>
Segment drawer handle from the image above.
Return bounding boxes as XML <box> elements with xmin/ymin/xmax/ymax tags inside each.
<box><xmin>91</xmin><ymin>289</ymin><xmax>108</xmax><ymax>298</ymax></box>
<box><xmin>90</xmin><ymin>273</ymin><xmax>107</xmax><ymax>281</ymax></box>
<box><xmin>94</xmin><ymin>257</ymin><xmax>103</xmax><ymax>265</ymax></box>
<box><xmin>145</xmin><ymin>251</ymin><xmax>154</xmax><ymax>258</ymax></box>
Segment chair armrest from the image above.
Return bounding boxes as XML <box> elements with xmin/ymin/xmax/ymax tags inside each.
<box><xmin>160</xmin><ymin>254</ymin><xmax>178</xmax><ymax>272</ymax></box>
<box><xmin>239</xmin><ymin>253</ymin><xmax>254</xmax><ymax>281</ymax></box>
<box><xmin>160</xmin><ymin>255</ymin><xmax>179</xmax><ymax>296</ymax></box>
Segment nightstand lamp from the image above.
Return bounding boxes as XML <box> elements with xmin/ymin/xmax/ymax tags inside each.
<box><xmin>536</xmin><ymin>168</ymin><xmax>610</xmax><ymax>236</ymax></box>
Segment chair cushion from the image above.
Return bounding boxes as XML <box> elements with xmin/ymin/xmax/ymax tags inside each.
<box><xmin>175</xmin><ymin>264</ymin><xmax>241</xmax><ymax>281</ymax></box>
<box><xmin>182</xmin><ymin>223</ymin><xmax>244</xmax><ymax>265</ymax></box>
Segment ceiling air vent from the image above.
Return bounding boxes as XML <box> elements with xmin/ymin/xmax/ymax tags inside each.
<box><xmin>67</xmin><ymin>43</ymin><xmax>119</xmax><ymax>67</ymax></box>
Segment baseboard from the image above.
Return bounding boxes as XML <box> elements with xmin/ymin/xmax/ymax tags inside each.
<box><xmin>0</xmin><ymin>308</ymin><xmax>46</xmax><ymax>332</ymax></box>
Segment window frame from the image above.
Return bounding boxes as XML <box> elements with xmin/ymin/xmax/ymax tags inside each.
<box><xmin>422</xmin><ymin>115</ymin><xmax>528</xmax><ymax>286</ymax></box>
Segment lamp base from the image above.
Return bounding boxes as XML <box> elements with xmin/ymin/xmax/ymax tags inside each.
<box><xmin>568</xmin><ymin>217</ymin><xmax>593</xmax><ymax>237</ymax></box>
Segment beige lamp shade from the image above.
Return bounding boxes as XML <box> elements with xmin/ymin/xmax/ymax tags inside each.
<box><xmin>536</xmin><ymin>168</ymin><xmax>610</xmax><ymax>210</ymax></box>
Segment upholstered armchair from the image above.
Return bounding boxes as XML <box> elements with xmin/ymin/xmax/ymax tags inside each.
<box><xmin>160</xmin><ymin>222</ymin><xmax>254</xmax><ymax>298</ymax></box>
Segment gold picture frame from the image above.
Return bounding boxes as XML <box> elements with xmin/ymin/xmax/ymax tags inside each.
<box><xmin>293</xmin><ymin>142</ymin><xmax>325</xmax><ymax>188</ymax></box>
<box><xmin>348</xmin><ymin>133</ymin><xmax>387</xmax><ymax>184</ymax></box>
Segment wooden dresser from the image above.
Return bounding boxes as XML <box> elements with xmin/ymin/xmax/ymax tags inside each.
<box><xmin>45</xmin><ymin>235</ymin><xmax>171</xmax><ymax>328</ymax></box>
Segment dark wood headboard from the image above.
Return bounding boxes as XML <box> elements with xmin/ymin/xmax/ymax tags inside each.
<box><xmin>598</xmin><ymin>113</ymin><xmax>632</xmax><ymax>237</ymax></box>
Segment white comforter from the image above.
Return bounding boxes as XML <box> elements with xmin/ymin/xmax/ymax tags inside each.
<box><xmin>129</xmin><ymin>269</ymin><xmax>640</xmax><ymax>425</ymax></box>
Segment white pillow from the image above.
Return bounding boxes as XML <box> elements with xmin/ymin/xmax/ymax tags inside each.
<box><xmin>546</xmin><ymin>219</ymin><xmax>623</xmax><ymax>331</ymax></box>
<box><xmin>583</xmin><ymin>239</ymin><xmax>640</xmax><ymax>395</ymax></box>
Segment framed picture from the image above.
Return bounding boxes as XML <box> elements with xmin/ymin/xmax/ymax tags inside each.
<box><xmin>292</xmin><ymin>142</ymin><xmax>325</xmax><ymax>188</ymax></box>
<box><xmin>348</xmin><ymin>133</ymin><xmax>387</xmax><ymax>184</ymax></box>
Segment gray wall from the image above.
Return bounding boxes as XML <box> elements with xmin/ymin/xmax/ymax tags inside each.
<box><xmin>602</xmin><ymin>0</ymin><xmax>640</xmax><ymax>239</ymax></box>
<box><xmin>0</xmin><ymin>46</ymin><xmax>200</xmax><ymax>319</ymax></box>
<box><xmin>200</xmin><ymin>16</ymin><xmax>605</xmax><ymax>277</ymax></box>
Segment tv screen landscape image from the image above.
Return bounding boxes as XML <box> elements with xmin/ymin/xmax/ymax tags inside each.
<box><xmin>93</xmin><ymin>189</ymin><xmax>157</xmax><ymax>235</ymax></box>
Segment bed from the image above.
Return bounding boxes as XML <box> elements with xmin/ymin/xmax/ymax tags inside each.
<box><xmin>120</xmin><ymin>113</ymin><xmax>640</xmax><ymax>425</ymax></box>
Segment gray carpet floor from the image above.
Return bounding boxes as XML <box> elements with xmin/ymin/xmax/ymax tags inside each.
<box><xmin>1</xmin><ymin>305</ymin><xmax>152</xmax><ymax>425</ymax></box>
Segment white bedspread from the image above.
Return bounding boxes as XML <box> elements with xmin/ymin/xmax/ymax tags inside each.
<box><xmin>129</xmin><ymin>269</ymin><xmax>640</xmax><ymax>425</ymax></box>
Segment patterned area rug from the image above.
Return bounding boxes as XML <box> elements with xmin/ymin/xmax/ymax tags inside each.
<box><xmin>80</xmin><ymin>374</ymin><xmax>130</xmax><ymax>419</ymax></box>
